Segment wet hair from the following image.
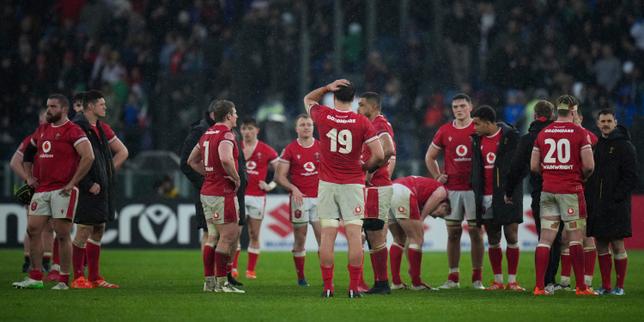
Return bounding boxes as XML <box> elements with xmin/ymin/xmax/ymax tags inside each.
<box><xmin>359</xmin><ymin>92</ymin><xmax>380</xmax><ymax>108</ymax></box>
<box><xmin>83</xmin><ymin>90</ymin><xmax>104</xmax><ymax>110</ymax></box>
<box><xmin>210</xmin><ymin>99</ymin><xmax>236</xmax><ymax>122</ymax></box>
<box><xmin>472</xmin><ymin>105</ymin><xmax>496</xmax><ymax>123</ymax></box>
<box><xmin>295</xmin><ymin>113</ymin><xmax>311</xmax><ymax>124</ymax></box>
<box><xmin>597</xmin><ymin>108</ymin><xmax>616</xmax><ymax>119</ymax></box>
<box><xmin>72</xmin><ymin>92</ymin><xmax>85</xmax><ymax>104</ymax></box>
<box><xmin>47</xmin><ymin>94</ymin><xmax>70</xmax><ymax>109</ymax></box>
<box><xmin>534</xmin><ymin>100</ymin><xmax>554</xmax><ymax>118</ymax></box>
<box><xmin>451</xmin><ymin>93</ymin><xmax>472</xmax><ymax>104</ymax></box>
<box><xmin>334</xmin><ymin>82</ymin><xmax>355</xmax><ymax>103</ymax></box>
<box><xmin>241</xmin><ymin>117</ymin><xmax>258</xmax><ymax>128</ymax></box>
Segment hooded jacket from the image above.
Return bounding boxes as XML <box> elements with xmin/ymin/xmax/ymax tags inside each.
<box><xmin>586</xmin><ymin>125</ymin><xmax>638</xmax><ymax>239</ymax></box>
<box><xmin>471</xmin><ymin>122</ymin><xmax>522</xmax><ymax>225</ymax></box>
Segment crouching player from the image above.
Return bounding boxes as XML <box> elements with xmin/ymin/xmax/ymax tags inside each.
<box><xmin>275</xmin><ymin>114</ymin><xmax>322</xmax><ymax>287</ymax></box>
<box><xmin>389</xmin><ymin>176</ymin><xmax>451</xmax><ymax>290</ymax></box>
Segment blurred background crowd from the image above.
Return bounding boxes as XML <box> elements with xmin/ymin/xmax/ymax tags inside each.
<box><xmin>1</xmin><ymin>0</ymin><xmax>643</xmax><ymax>194</ymax></box>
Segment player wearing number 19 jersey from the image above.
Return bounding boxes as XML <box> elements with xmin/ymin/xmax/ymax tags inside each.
<box><xmin>304</xmin><ymin>79</ymin><xmax>384</xmax><ymax>298</ymax></box>
<box><xmin>531</xmin><ymin>95</ymin><xmax>595</xmax><ymax>296</ymax></box>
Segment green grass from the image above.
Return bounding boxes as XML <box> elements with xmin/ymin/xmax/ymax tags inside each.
<box><xmin>1</xmin><ymin>249</ymin><xmax>644</xmax><ymax>321</ymax></box>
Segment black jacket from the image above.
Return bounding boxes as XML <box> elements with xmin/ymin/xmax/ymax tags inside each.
<box><xmin>505</xmin><ymin>119</ymin><xmax>552</xmax><ymax>207</ymax></box>
<box><xmin>586</xmin><ymin>125</ymin><xmax>638</xmax><ymax>239</ymax></box>
<box><xmin>179</xmin><ymin>116</ymin><xmax>247</xmax><ymax>221</ymax></box>
<box><xmin>73</xmin><ymin>113</ymin><xmax>115</xmax><ymax>218</ymax></box>
<box><xmin>471</xmin><ymin>122</ymin><xmax>522</xmax><ymax>225</ymax></box>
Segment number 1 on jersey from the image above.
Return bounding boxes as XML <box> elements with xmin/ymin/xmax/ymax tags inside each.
<box><xmin>326</xmin><ymin>128</ymin><xmax>352</xmax><ymax>154</ymax></box>
<box><xmin>203</xmin><ymin>141</ymin><xmax>210</xmax><ymax>166</ymax></box>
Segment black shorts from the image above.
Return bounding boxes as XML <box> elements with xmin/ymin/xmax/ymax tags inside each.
<box><xmin>74</xmin><ymin>191</ymin><xmax>111</xmax><ymax>225</ymax></box>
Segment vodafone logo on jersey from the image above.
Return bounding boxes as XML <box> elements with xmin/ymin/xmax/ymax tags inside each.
<box><xmin>303</xmin><ymin>161</ymin><xmax>316</xmax><ymax>172</ymax></box>
<box><xmin>486</xmin><ymin>152</ymin><xmax>496</xmax><ymax>164</ymax></box>
<box><xmin>246</xmin><ymin>160</ymin><xmax>257</xmax><ymax>170</ymax></box>
<box><xmin>40</xmin><ymin>141</ymin><xmax>52</xmax><ymax>158</ymax></box>
<box><xmin>455</xmin><ymin>145</ymin><xmax>468</xmax><ymax>157</ymax></box>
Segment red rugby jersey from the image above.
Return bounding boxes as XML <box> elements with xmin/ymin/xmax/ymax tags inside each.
<box><xmin>361</xmin><ymin>114</ymin><xmax>395</xmax><ymax>187</ymax></box>
<box><xmin>430</xmin><ymin>120</ymin><xmax>475</xmax><ymax>191</ymax></box>
<box><xmin>199</xmin><ymin>124</ymin><xmax>239</xmax><ymax>196</ymax></box>
<box><xmin>243</xmin><ymin>140</ymin><xmax>278</xmax><ymax>196</ymax></box>
<box><xmin>279</xmin><ymin>139</ymin><xmax>321</xmax><ymax>197</ymax></box>
<box><xmin>480</xmin><ymin>128</ymin><xmax>502</xmax><ymax>196</ymax></box>
<box><xmin>534</xmin><ymin>121</ymin><xmax>592</xmax><ymax>194</ymax></box>
<box><xmin>310</xmin><ymin>104</ymin><xmax>377</xmax><ymax>184</ymax></box>
<box><xmin>30</xmin><ymin>120</ymin><xmax>88</xmax><ymax>192</ymax></box>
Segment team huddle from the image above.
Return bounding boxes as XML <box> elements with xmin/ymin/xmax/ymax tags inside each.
<box><xmin>10</xmin><ymin>80</ymin><xmax>637</xmax><ymax>298</ymax></box>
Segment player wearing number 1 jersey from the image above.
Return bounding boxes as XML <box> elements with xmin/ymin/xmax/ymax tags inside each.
<box><xmin>530</xmin><ymin>95</ymin><xmax>595</xmax><ymax>296</ymax></box>
<box><xmin>304</xmin><ymin>79</ymin><xmax>384</xmax><ymax>298</ymax></box>
<box><xmin>188</xmin><ymin>100</ymin><xmax>244</xmax><ymax>293</ymax></box>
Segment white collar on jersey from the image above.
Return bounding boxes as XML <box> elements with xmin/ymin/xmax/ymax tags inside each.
<box><xmin>452</xmin><ymin>119</ymin><xmax>473</xmax><ymax>129</ymax></box>
<box><xmin>50</xmin><ymin>119</ymin><xmax>70</xmax><ymax>128</ymax></box>
<box><xmin>296</xmin><ymin>138</ymin><xmax>315</xmax><ymax>148</ymax></box>
<box><xmin>486</xmin><ymin>128</ymin><xmax>502</xmax><ymax>138</ymax></box>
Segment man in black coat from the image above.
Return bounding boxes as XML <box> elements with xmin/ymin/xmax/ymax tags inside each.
<box><xmin>586</xmin><ymin>109</ymin><xmax>638</xmax><ymax>296</ymax></box>
<box><xmin>470</xmin><ymin>105</ymin><xmax>524</xmax><ymax>290</ymax></box>
<box><xmin>179</xmin><ymin>100</ymin><xmax>247</xmax><ymax>287</ymax></box>
<box><xmin>504</xmin><ymin>100</ymin><xmax>561</xmax><ymax>290</ymax></box>
<box><xmin>71</xmin><ymin>90</ymin><xmax>129</xmax><ymax>288</ymax></box>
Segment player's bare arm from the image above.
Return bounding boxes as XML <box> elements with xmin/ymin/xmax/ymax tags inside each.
<box><xmin>580</xmin><ymin>146</ymin><xmax>595</xmax><ymax>180</ymax></box>
<box><xmin>303</xmin><ymin>79</ymin><xmax>350</xmax><ymax>114</ymax></box>
<box><xmin>259</xmin><ymin>158</ymin><xmax>280</xmax><ymax>192</ymax></box>
<box><xmin>275</xmin><ymin>161</ymin><xmax>303</xmax><ymax>206</ymax></box>
<box><xmin>109</xmin><ymin>138</ymin><xmax>129</xmax><ymax>170</ymax></box>
<box><xmin>379</xmin><ymin>133</ymin><xmax>395</xmax><ymax>165</ymax></box>
<box><xmin>63</xmin><ymin>140</ymin><xmax>95</xmax><ymax>195</ymax></box>
<box><xmin>530</xmin><ymin>149</ymin><xmax>541</xmax><ymax>174</ymax></box>
<box><xmin>425</xmin><ymin>145</ymin><xmax>446</xmax><ymax>183</ymax></box>
<box><xmin>421</xmin><ymin>186</ymin><xmax>448</xmax><ymax>218</ymax></box>
<box><xmin>9</xmin><ymin>151</ymin><xmax>29</xmax><ymax>182</ymax></box>
<box><xmin>363</xmin><ymin>138</ymin><xmax>385</xmax><ymax>173</ymax></box>
<box><xmin>218</xmin><ymin>140</ymin><xmax>240</xmax><ymax>191</ymax></box>
<box><xmin>187</xmin><ymin>145</ymin><xmax>205</xmax><ymax>176</ymax></box>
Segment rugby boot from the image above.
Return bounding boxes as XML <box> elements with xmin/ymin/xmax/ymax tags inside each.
<box><xmin>227</xmin><ymin>273</ymin><xmax>244</xmax><ymax>287</ymax></box>
<box><xmin>533</xmin><ymin>287</ymin><xmax>552</xmax><ymax>296</ymax></box>
<box><xmin>12</xmin><ymin>277</ymin><xmax>44</xmax><ymax>289</ymax></box>
<box><xmin>485</xmin><ymin>281</ymin><xmax>504</xmax><ymax>290</ymax></box>
<box><xmin>71</xmin><ymin>276</ymin><xmax>93</xmax><ymax>289</ymax></box>
<box><xmin>506</xmin><ymin>282</ymin><xmax>526</xmax><ymax>292</ymax></box>
<box><xmin>365</xmin><ymin>281</ymin><xmax>391</xmax><ymax>294</ymax></box>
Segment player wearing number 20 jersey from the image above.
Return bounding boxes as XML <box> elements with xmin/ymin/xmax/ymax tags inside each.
<box><xmin>531</xmin><ymin>95</ymin><xmax>595</xmax><ymax>296</ymax></box>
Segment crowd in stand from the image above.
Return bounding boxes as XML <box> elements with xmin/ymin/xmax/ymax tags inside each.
<box><xmin>1</xmin><ymin>0</ymin><xmax>643</xmax><ymax>187</ymax></box>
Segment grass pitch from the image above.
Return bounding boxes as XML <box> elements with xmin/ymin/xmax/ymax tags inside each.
<box><xmin>1</xmin><ymin>249</ymin><xmax>643</xmax><ymax>321</ymax></box>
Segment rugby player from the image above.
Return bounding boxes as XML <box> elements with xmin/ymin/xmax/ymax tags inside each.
<box><xmin>425</xmin><ymin>94</ymin><xmax>485</xmax><ymax>289</ymax></box>
<box><xmin>304</xmin><ymin>79</ymin><xmax>384</xmax><ymax>298</ymax></box>
<box><xmin>275</xmin><ymin>114</ymin><xmax>322</xmax><ymax>287</ymax></box>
